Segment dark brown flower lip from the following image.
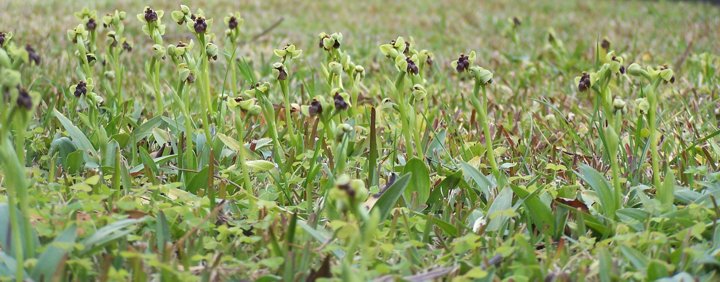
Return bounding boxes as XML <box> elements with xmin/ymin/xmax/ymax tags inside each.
<box><xmin>86</xmin><ymin>18</ymin><xmax>97</xmax><ymax>31</ymax></box>
<box><xmin>601</xmin><ymin>39</ymin><xmax>610</xmax><ymax>50</ymax></box>
<box><xmin>578</xmin><ymin>72</ymin><xmax>591</xmax><ymax>92</ymax></box>
<box><xmin>456</xmin><ymin>54</ymin><xmax>470</xmax><ymax>73</ymax></box>
<box><xmin>122</xmin><ymin>42</ymin><xmax>132</xmax><ymax>52</ymax></box>
<box><xmin>275</xmin><ymin>65</ymin><xmax>288</xmax><ymax>80</ymax></box>
<box><xmin>309</xmin><ymin>99</ymin><xmax>323</xmax><ymax>116</ymax></box>
<box><xmin>25</xmin><ymin>45</ymin><xmax>40</xmax><ymax>65</ymax></box>
<box><xmin>0</xmin><ymin>32</ymin><xmax>6</xmax><ymax>46</ymax></box>
<box><xmin>334</xmin><ymin>93</ymin><xmax>348</xmax><ymax>110</ymax></box>
<box><xmin>16</xmin><ymin>87</ymin><xmax>32</xmax><ymax>110</ymax></box>
<box><xmin>512</xmin><ymin>17</ymin><xmax>521</xmax><ymax>27</ymax></box>
<box><xmin>144</xmin><ymin>8</ymin><xmax>158</xmax><ymax>22</ymax></box>
<box><xmin>194</xmin><ymin>17</ymin><xmax>207</xmax><ymax>34</ymax></box>
<box><xmin>406</xmin><ymin>57</ymin><xmax>418</xmax><ymax>75</ymax></box>
<box><xmin>228</xmin><ymin>16</ymin><xmax>238</xmax><ymax>29</ymax></box>
<box><xmin>74</xmin><ymin>81</ymin><xmax>88</xmax><ymax>97</ymax></box>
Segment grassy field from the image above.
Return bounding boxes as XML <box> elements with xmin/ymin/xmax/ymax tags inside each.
<box><xmin>1</xmin><ymin>0</ymin><xmax>720</xmax><ymax>281</ymax></box>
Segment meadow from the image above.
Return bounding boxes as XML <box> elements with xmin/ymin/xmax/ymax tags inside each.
<box><xmin>1</xmin><ymin>0</ymin><xmax>720</xmax><ymax>281</ymax></box>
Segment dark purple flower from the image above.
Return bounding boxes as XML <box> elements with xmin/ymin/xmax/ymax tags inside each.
<box><xmin>16</xmin><ymin>88</ymin><xmax>32</xmax><ymax>110</ymax></box>
<box><xmin>309</xmin><ymin>99</ymin><xmax>322</xmax><ymax>116</ymax></box>
<box><xmin>74</xmin><ymin>81</ymin><xmax>87</xmax><ymax>97</ymax></box>
<box><xmin>194</xmin><ymin>17</ymin><xmax>207</xmax><ymax>34</ymax></box>
<box><xmin>456</xmin><ymin>54</ymin><xmax>470</xmax><ymax>73</ymax></box>
<box><xmin>144</xmin><ymin>8</ymin><xmax>158</xmax><ymax>22</ymax></box>
<box><xmin>601</xmin><ymin>39</ymin><xmax>610</xmax><ymax>50</ymax></box>
<box><xmin>275</xmin><ymin>65</ymin><xmax>287</xmax><ymax>81</ymax></box>
<box><xmin>228</xmin><ymin>17</ymin><xmax>238</xmax><ymax>29</ymax></box>
<box><xmin>406</xmin><ymin>57</ymin><xmax>419</xmax><ymax>75</ymax></box>
<box><xmin>86</xmin><ymin>18</ymin><xmax>97</xmax><ymax>31</ymax></box>
<box><xmin>578</xmin><ymin>73</ymin><xmax>591</xmax><ymax>92</ymax></box>
<box><xmin>334</xmin><ymin>93</ymin><xmax>348</xmax><ymax>111</ymax></box>
<box><xmin>25</xmin><ymin>45</ymin><xmax>40</xmax><ymax>65</ymax></box>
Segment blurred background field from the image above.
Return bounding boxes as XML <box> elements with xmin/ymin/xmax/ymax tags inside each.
<box><xmin>1</xmin><ymin>0</ymin><xmax>718</xmax><ymax>66</ymax></box>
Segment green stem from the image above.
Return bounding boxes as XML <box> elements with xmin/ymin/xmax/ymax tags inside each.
<box><xmin>470</xmin><ymin>82</ymin><xmax>500</xmax><ymax>178</ymax></box>
<box><xmin>648</xmin><ymin>86</ymin><xmax>661</xmax><ymax>188</ymax></box>
<box><xmin>234</xmin><ymin>114</ymin><xmax>252</xmax><ymax>191</ymax></box>
<box><xmin>279</xmin><ymin>80</ymin><xmax>296</xmax><ymax>148</ymax></box>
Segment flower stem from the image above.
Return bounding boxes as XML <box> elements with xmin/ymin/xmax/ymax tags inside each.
<box><xmin>470</xmin><ymin>81</ymin><xmax>499</xmax><ymax>178</ymax></box>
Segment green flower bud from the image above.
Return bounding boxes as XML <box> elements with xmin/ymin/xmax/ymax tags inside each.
<box><xmin>627</xmin><ymin>63</ymin><xmax>646</xmax><ymax>77</ymax></box>
<box><xmin>152</xmin><ymin>44</ymin><xmax>166</xmax><ymax>59</ymax></box>
<box><xmin>470</xmin><ymin>66</ymin><xmax>494</xmax><ymax>85</ymax></box>
<box><xmin>0</xmin><ymin>69</ymin><xmax>21</xmax><ymax>87</ymax></box>
<box><xmin>412</xmin><ymin>84</ymin><xmax>427</xmax><ymax>100</ymax></box>
<box><xmin>328</xmin><ymin>61</ymin><xmax>343</xmax><ymax>75</ymax></box>
<box><xmin>206</xmin><ymin>43</ymin><xmax>219</xmax><ymax>60</ymax></box>
<box><xmin>354</xmin><ymin>65</ymin><xmax>365</xmax><ymax>78</ymax></box>
<box><xmin>379</xmin><ymin>44</ymin><xmax>398</xmax><ymax>58</ymax></box>
<box><xmin>613</xmin><ymin>98</ymin><xmax>626</xmax><ymax>111</ymax></box>
<box><xmin>104</xmin><ymin>71</ymin><xmax>115</xmax><ymax>80</ymax></box>
<box><xmin>336</xmin><ymin>123</ymin><xmax>353</xmax><ymax>141</ymax></box>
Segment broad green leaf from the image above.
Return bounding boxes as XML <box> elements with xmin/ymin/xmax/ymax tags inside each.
<box><xmin>31</xmin><ymin>225</ymin><xmax>77</xmax><ymax>281</ymax></box>
<box><xmin>403</xmin><ymin>158</ymin><xmax>430</xmax><ymax>210</ymax></box>
<box><xmin>658</xmin><ymin>168</ymin><xmax>675</xmax><ymax>210</ymax></box>
<box><xmin>246</xmin><ymin>160</ymin><xmax>276</xmax><ymax>172</ymax></box>
<box><xmin>578</xmin><ymin>165</ymin><xmax>618</xmax><ymax>219</ymax></box>
<box><xmin>486</xmin><ymin>187</ymin><xmax>514</xmax><ymax>231</ymax></box>
<box><xmin>460</xmin><ymin>162</ymin><xmax>492</xmax><ymax>199</ymax></box>
<box><xmin>217</xmin><ymin>133</ymin><xmax>242</xmax><ymax>152</ymax></box>
<box><xmin>54</xmin><ymin>109</ymin><xmax>95</xmax><ymax>154</ymax></box>
<box><xmin>82</xmin><ymin>217</ymin><xmax>148</xmax><ymax>255</ymax></box>
<box><xmin>371</xmin><ymin>173</ymin><xmax>412</xmax><ymax>222</ymax></box>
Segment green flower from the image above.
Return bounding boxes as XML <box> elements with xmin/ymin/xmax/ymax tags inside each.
<box><xmin>67</xmin><ymin>24</ymin><xmax>89</xmax><ymax>43</ymax></box>
<box><xmin>273</xmin><ymin>44</ymin><xmax>302</xmax><ymax>61</ymax></box>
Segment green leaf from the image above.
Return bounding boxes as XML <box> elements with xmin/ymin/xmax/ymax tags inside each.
<box><xmin>49</xmin><ymin>137</ymin><xmax>77</xmax><ymax>166</ymax></box>
<box><xmin>658</xmin><ymin>168</ymin><xmax>675</xmax><ymax>210</ymax></box>
<box><xmin>511</xmin><ymin>184</ymin><xmax>555</xmax><ymax>234</ymax></box>
<box><xmin>427</xmin><ymin>171</ymin><xmax>462</xmax><ymax>210</ymax></box>
<box><xmin>371</xmin><ymin>173</ymin><xmax>412</xmax><ymax>222</ymax></box>
<box><xmin>54</xmin><ymin>109</ymin><xmax>95</xmax><ymax>154</ymax></box>
<box><xmin>486</xmin><ymin>187</ymin><xmax>514</xmax><ymax>231</ymax></box>
<box><xmin>65</xmin><ymin>150</ymin><xmax>85</xmax><ymax>174</ymax></box>
<box><xmin>460</xmin><ymin>162</ymin><xmax>492</xmax><ymax>199</ymax></box>
<box><xmin>577</xmin><ymin>165</ymin><xmax>618</xmax><ymax>219</ymax></box>
<box><xmin>620</xmin><ymin>245</ymin><xmax>648</xmax><ymax>270</ymax></box>
<box><xmin>217</xmin><ymin>133</ymin><xmax>242</xmax><ymax>152</ymax></box>
<box><xmin>81</xmin><ymin>217</ymin><xmax>148</xmax><ymax>255</ymax></box>
<box><xmin>403</xmin><ymin>158</ymin><xmax>431</xmax><ymax>210</ymax></box>
<box><xmin>132</xmin><ymin>116</ymin><xmax>165</xmax><ymax>142</ymax></box>
<box><xmin>32</xmin><ymin>225</ymin><xmax>77</xmax><ymax>281</ymax></box>
<box><xmin>246</xmin><ymin>160</ymin><xmax>276</xmax><ymax>172</ymax></box>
